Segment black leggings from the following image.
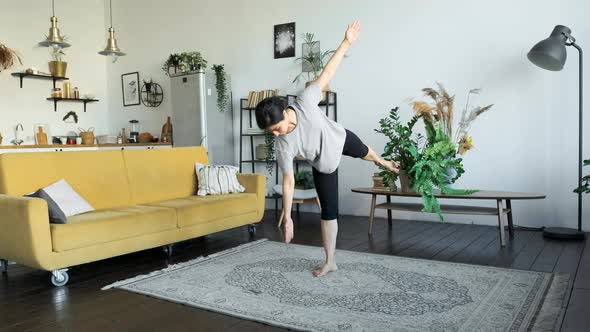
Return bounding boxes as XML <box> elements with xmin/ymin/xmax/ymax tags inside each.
<box><xmin>313</xmin><ymin>129</ymin><xmax>369</xmax><ymax>220</ymax></box>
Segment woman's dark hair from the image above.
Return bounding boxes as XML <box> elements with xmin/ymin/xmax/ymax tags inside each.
<box><xmin>254</xmin><ymin>96</ymin><xmax>287</xmax><ymax>130</ymax></box>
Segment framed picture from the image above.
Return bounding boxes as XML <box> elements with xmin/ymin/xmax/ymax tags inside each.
<box><xmin>302</xmin><ymin>40</ymin><xmax>320</xmax><ymax>72</ymax></box>
<box><xmin>274</xmin><ymin>22</ymin><xmax>295</xmax><ymax>59</ymax></box>
<box><xmin>33</xmin><ymin>124</ymin><xmax>50</xmax><ymax>145</ymax></box>
<box><xmin>121</xmin><ymin>72</ymin><xmax>140</xmax><ymax>106</ymax></box>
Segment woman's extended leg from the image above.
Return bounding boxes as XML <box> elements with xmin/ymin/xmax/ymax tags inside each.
<box><xmin>342</xmin><ymin>129</ymin><xmax>398</xmax><ymax>172</ymax></box>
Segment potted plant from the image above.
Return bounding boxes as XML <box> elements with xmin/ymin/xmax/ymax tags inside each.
<box><xmin>0</xmin><ymin>43</ymin><xmax>22</xmax><ymax>72</ymax></box>
<box><xmin>180</xmin><ymin>51</ymin><xmax>207</xmax><ymax>71</ymax></box>
<box><xmin>376</xmin><ymin>105</ymin><xmax>477</xmax><ymax>221</ymax></box>
<box><xmin>48</xmin><ymin>45</ymin><xmax>67</xmax><ymax>77</ymax></box>
<box><xmin>212</xmin><ymin>64</ymin><xmax>228</xmax><ymax>112</ymax></box>
<box><xmin>412</xmin><ymin>83</ymin><xmax>493</xmax><ymax>185</ymax></box>
<box><xmin>162</xmin><ymin>53</ymin><xmax>182</xmax><ymax>76</ymax></box>
<box><xmin>293</xmin><ymin>33</ymin><xmax>337</xmax><ymax>99</ymax></box>
<box><xmin>375</xmin><ymin>107</ymin><xmax>422</xmax><ymax>192</ymax></box>
<box><xmin>294</xmin><ymin>170</ymin><xmax>314</xmax><ymax>190</ymax></box>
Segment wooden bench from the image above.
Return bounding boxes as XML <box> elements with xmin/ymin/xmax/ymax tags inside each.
<box><xmin>351</xmin><ymin>188</ymin><xmax>546</xmax><ymax>247</ymax></box>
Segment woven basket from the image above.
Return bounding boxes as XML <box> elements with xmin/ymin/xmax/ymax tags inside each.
<box><xmin>79</xmin><ymin>127</ymin><xmax>95</xmax><ymax>145</ymax></box>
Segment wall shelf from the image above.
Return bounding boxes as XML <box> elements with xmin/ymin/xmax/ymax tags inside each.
<box><xmin>46</xmin><ymin>97</ymin><xmax>99</xmax><ymax>112</ymax></box>
<box><xmin>11</xmin><ymin>72</ymin><xmax>68</xmax><ymax>89</ymax></box>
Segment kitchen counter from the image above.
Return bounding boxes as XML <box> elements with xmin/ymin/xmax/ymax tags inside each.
<box><xmin>0</xmin><ymin>142</ymin><xmax>172</xmax><ymax>149</ymax></box>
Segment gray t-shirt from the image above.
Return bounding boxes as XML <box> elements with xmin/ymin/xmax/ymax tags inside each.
<box><xmin>276</xmin><ymin>83</ymin><xmax>346</xmax><ymax>174</ymax></box>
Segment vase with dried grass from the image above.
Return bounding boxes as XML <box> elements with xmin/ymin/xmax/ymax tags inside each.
<box><xmin>412</xmin><ymin>83</ymin><xmax>493</xmax><ymax>157</ymax></box>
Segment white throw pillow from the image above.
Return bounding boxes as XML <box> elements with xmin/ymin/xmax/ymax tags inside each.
<box><xmin>195</xmin><ymin>163</ymin><xmax>245</xmax><ymax>196</ymax></box>
<box><xmin>26</xmin><ymin>179</ymin><xmax>94</xmax><ymax>224</ymax></box>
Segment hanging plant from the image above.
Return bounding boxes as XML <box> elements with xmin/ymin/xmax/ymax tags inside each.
<box><xmin>212</xmin><ymin>64</ymin><xmax>228</xmax><ymax>112</ymax></box>
<box><xmin>0</xmin><ymin>43</ymin><xmax>22</xmax><ymax>72</ymax></box>
<box><xmin>265</xmin><ymin>132</ymin><xmax>275</xmax><ymax>175</ymax></box>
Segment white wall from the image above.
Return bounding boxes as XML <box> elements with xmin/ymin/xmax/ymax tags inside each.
<box><xmin>3</xmin><ymin>0</ymin><xmax>589</xmax><ymax>231</ymax></box>
<box><xmin>0</xmin><ymin>0</ymin><xmax>108</xmax><ymax>142</ymax></box>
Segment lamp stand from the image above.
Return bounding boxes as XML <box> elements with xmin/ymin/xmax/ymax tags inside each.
<box><xmin>543</xmin><ymin>40</ymin><xmax>586</xmax><ymax>240</ymax></box>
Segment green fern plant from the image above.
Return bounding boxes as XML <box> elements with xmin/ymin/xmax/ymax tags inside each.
<box><xmin>376</xmin><ymin>106</ymin><xmax>477</xmax><ymax>221</ymax></box>
<box><xmin>408</xmin><ymin>121</ymin><xmax>477</xmax><ymax>221</ymax></box>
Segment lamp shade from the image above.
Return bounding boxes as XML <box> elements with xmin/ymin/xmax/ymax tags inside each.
<box><xmin>98</xmin><ymin>27</ymin><xmax>126</xmax><ymax>57</ymax></box>
<box><xmin>527</xmin><ymin>25</ymin><xmax>571</xmax><ymax>71</ymax></box>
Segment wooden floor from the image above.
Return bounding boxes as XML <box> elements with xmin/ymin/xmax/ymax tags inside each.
<box><xmin>1</xmin><ymin>210</ymin><xmax>588</xmax><ymax>332</ymax></box>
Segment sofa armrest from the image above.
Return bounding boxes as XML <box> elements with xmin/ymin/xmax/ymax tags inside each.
<box><xmin>237</xmin><ymin>174</ymin><xmax>266</xmax><ymax>221</ymax></box>
<box><xmin>0</xmin><ymin>194</ymin><xmax>53</xmax><ymax>270</ymax></box>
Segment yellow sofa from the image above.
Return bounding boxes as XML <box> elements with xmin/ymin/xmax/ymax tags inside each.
<box><xmin>0</xmin><ymin>146</ymin><xmax>265</xmax><ymax>286</ymax></box>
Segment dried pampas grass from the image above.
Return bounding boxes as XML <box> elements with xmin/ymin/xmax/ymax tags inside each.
<box><xmin>0</xmin><ymin>43</ymin><xmax>22</xmax><ymax>72</ymax></box>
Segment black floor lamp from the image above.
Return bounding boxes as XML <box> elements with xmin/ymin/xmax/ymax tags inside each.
<box><xmin>527</xmin><ymin>25</ymin><xmax>586</xmax><ymax>240</ymax></box>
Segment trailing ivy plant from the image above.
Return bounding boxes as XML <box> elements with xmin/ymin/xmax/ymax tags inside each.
<box><xmin>265</xmin><ymin>132</ymin><xmax>275</xmax><ymax>175</ymax></box>
<box><xmin>212</xmin><ymin>64</ymin><xmax>228</xmax><ymax>113</ymax></box>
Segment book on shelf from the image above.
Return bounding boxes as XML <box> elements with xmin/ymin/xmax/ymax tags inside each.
<box><xmin>245</xmin><ymin>127</ymin><xmax>264</xmax><ymax>134</ymax></box>
<box><xmin>246</xmin><ymin>89</ymin><xmax>280</xmax><ymax>109</ymax></box>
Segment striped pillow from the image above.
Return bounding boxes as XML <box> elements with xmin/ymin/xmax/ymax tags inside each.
<box><xmin>195</xmin><ymin>163</ymin><xmax>245</xmax><ymax>196</ymax></box>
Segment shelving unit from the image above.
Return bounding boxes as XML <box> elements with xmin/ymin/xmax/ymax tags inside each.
<box><xmin>12</xmin><ymin>72</ymin><xmax>99</xmax><ymax>112</ymax></box>
<box><xmin>46</xmin><ymin>97</ymin><xmax>99</xmax><ymax>112</ymax></box>
<box><xmin>238</xmin><ymin>91</ymin><xmax>338</xmax><ymax>214</ymax></box>
<box><xmin>11</xmin><ymin>72</ymin><xmax>68</xmax><ymax>89</ymax></box>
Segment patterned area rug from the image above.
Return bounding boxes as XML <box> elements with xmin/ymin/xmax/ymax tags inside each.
<box><xmin>103</xmin><ymin>239</ymin><xmax>569</xmax><ymax>332</ymax></box>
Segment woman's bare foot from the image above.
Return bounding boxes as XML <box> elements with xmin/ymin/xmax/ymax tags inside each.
<box><xmin>312</xmin><ymin>262</ymin><xmax>338</xmax><ymax>277</ymax></box>
<box><xmin>374</xmin><ymin>159</ymin><xmax>399</xmax><ymax>173</ymax></box>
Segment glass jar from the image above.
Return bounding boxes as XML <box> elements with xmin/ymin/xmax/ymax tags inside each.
<box><xmin>51</xmin><ymin>88</ymin><xmax>63</xmax><ymax>98</ymax></box>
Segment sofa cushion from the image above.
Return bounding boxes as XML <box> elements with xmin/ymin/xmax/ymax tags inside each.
<box><xmin>27</xmin><ymin>179</ymin><xmax>95</xmax><ymax>224</ymax></box>
<box><xmin>0</xmin><ymin>150</ymin><xmax>132</xmax><ymax>210</ymax></box>
<box><xmin>50</xmin><ymin>205</ymin><xmax>177</xmax><ymax>252</ymax></box>
<box><xmin>144</xmin><ymin>193</ymin><xmax>258</xmax><ymax>228</ymax></box>
<box><xmin>123</xmin><ymin>147</ymin><xmax>209</xmax><ymax>205</ymax></box>
<box><xmin>195</xmin><ymin>163</ymin><xmax>245</xmax><ymax>196</ymax></box>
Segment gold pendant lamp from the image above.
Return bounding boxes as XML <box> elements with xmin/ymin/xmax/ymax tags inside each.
<box><xmin>38</xmin><ymin>0</ymin><xmax>71</xmax><ymax>48</ymax></box>
<box><xmin>98</xmin><ymin>0</ymin><xmax>126</xmax><ymax>60</ymax></box>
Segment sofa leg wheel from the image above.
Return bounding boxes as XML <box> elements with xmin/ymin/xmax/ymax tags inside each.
<box><xmin>51</xmin><ymin>269</ymin><xmax>69</xmax><ymax>287</ymax></box>
<box><xmin>248</xmin><ymin>224</ymin><xmax>257</xmax><ymax>237</ymax></box>
<box><xmin>0</xmin><ymin>259</ymin><xmax>7</xmax><ymax>274</ymax></box>
<box><xmin>163</xmin><ymin>244</ymin><xmax>174</xmax><ymax>257</ymax></box>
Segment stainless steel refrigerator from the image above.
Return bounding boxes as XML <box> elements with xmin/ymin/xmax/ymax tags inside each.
<box><xmin>170</xmin><ymin>70</ymin><xmax>234</xmax><ymax>166</ymax></box>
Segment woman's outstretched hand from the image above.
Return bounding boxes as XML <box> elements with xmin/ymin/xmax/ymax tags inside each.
<box><xmin>345</xmin><ymin>20</ymin><xmax>361</xmax><ymax>45</ymax></box>
<box><xmin>283</xmin><ymin>216</ymin><xmax>294</xmax><ymax>243</ymax></box>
